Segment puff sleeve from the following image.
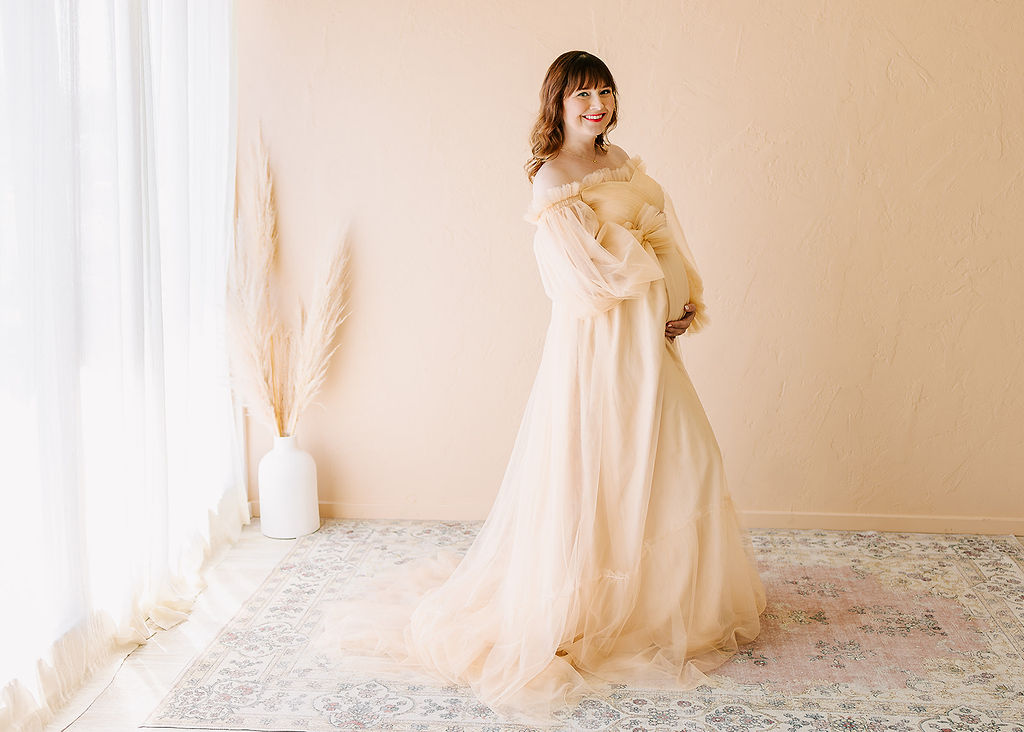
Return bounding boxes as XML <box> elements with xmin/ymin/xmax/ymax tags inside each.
<box><xmin>662</xmin><ymin>191</ymin><xmax>710</xmax><ymax>335</ymax></box>
<box><xmin>531</xmin><ymin>198</ymin><xmax>665</xmax><ymax>319</ymax></box>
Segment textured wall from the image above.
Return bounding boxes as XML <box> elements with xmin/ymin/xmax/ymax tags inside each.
<box><xmin>237</xmin><ymin>0</ymin><xmax>1024</xmax><ymax>532</ymax></box>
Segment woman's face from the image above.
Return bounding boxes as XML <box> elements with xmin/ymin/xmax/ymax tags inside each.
<box><xmin>562</xmin><ymin>84</ymin><xmax>615</xmax><ymax>141</ymax></box>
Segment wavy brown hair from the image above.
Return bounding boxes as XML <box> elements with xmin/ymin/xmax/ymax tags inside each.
<box><xmin>525</xmin><ymin>51</ymin><xmax>619</xmax><ymax>182</ymax></box>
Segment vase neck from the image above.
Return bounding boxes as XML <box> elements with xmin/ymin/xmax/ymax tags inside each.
<box><xmin>274</xmin><ymin>434</ymin><xmax>297</xmax><ymax>450</ymax></box>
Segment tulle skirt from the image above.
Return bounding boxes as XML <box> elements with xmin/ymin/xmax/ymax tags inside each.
<box><xmin>321</xmin><ymin>242</ymin><xmax>766</xmax><ymax>726</ymax></box>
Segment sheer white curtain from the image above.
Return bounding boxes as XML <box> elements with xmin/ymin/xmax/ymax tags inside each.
<box><xmin>0</xmin><ymin>2</ymin><xmax>246</xmax><ymax>729</ymax></box>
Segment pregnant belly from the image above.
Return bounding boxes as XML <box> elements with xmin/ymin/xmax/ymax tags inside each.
<box><xmin>654</xmin><ymin>245</ymin><xmax>691</xmax><ymax>321</ymax></box>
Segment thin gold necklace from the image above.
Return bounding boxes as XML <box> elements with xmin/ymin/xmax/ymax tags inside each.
<box><xmin>561</xmin><ymin>146</ymin><xmax>604</xmax><ymax>164</ymax></box>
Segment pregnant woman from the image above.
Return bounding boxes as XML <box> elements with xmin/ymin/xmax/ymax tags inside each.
<box><xmin>327</xmin><ymin>50</ymin><xmax>767</xmax><ymax>726</ymax></box>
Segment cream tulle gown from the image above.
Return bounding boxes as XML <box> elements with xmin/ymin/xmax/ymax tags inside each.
<box><xmin>323</xmin><ymin>156</ymin><xmax>766</xmax><ymax>725</ymax></box>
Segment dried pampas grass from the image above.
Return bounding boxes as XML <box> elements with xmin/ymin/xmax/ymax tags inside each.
<box><xmin>228</xmin><ymin>126</ymin><xmax>351</xmax><ymax>437</ymax></box>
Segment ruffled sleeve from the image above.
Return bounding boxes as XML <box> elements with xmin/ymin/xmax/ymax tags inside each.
<box><xmin>530</xmin><ymin>198</ymin><xmax>665</xmax><ymax>319</ymax></box>
<box><xmin>662</xmin><ymin>191</ymin><xmax>710</xmax><ymax>335</ymax></box>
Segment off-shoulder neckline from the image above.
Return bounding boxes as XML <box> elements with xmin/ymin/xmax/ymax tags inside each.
<box><xmin>526</xmin><ymin>155</ymin><xmax>645</xmax><ymax>222</ymax></box>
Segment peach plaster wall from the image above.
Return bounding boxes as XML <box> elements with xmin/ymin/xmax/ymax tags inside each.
<box><xmin>236</xmin><ymin>0</ymin><xmax>1024</xmax><ymax>533</ymax></box>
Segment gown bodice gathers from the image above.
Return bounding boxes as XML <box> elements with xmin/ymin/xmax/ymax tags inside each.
<box><xmin>525</xmin><ymin>155</ymin><xmax>708</xmax><ymax>335</ymax></box>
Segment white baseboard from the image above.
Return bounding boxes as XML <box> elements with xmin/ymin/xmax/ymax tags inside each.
<box><xmin>250</xmin><ymin>501</ymin><xmax>1024</xmax><ymax>535</ymax></box>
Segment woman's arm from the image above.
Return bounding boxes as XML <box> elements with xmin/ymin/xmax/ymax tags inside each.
<box><xmin>532</xmin><ymin>198</ymin><xmax>664</xmax><ymax>318</ymax></box>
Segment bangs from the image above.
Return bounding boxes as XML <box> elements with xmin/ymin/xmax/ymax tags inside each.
<box><xmin>564</xmin><ymin>56</ymin><xmax>615</xmax><ymax>95</ymax></box>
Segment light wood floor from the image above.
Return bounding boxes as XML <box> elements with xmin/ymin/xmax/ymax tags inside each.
<box><xmin>47</xmin><ymin>521</ymin><xmax>294</xmax><ymax>732</ymax></box>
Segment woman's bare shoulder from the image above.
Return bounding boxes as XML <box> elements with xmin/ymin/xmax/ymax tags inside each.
<box><xmin>532</xmin><ymin>158</ymin><xmax>577</xmax><ymax>194</ymax></box>
<box><xmin>606</xmin><ymin>143</ymin><xmax>631</xmax><ymax>167</ymax></box>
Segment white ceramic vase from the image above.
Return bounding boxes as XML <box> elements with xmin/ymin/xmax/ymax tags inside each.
<box><xmin>257</xmin><ymin>434</ymin><xmax>321</xmax><ymax>539</ymax></box>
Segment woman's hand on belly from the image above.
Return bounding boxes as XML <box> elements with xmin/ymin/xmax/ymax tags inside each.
<box><xmin>665</xmin><ymin>303</ymin><xmax>696</xmax><ymax>341</ymax></box>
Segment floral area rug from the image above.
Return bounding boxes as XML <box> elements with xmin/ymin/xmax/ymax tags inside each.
<box><xmin>144</xmin><ymin>520</ymin><xmax>1024</xmax><ymax>731</ymax></box>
